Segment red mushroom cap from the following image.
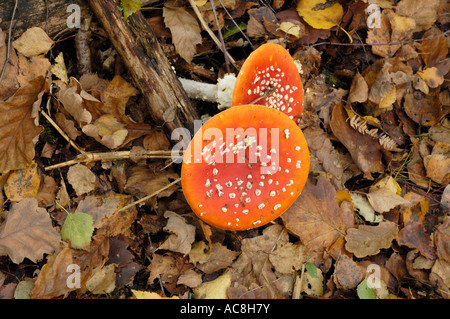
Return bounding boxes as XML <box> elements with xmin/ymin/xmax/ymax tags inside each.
<box><xmin>181</xmin><ymin>105</ymin><xmax>310</xmax><ymax>230</ymax></box>
<box><xmin>231</xmin><ymin>43</ymin><xmax>304</xmax><ymax>124</ymax></box>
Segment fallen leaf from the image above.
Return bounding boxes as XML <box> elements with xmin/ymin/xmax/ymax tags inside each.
<box><xmin>50</xmin><ymin>52</ymin><xmax>68</xmax><ymax>83</ymax></box>
<box><xmin>397</xmin><ymin>222</ymin><xmax>436</xmax><ymax>259</ymax></box>
<box><xmin>269</xmin><ymin>241</ymin><xmax>307</xmax><ymax>274</ymax></box>
<box><xmin>435</xmin><ymin>219</ymin><xmax>450</xmax><ymax>262</ymax></box>
<box><xmin>330</xmin><ymin>103</ymin><xmax>384</xmax><ymax>179</ymax></box>
<box><xmin>82</xmin><ymin>114</ymin><xmax>128</xmax><ymax>149</ymax></box>
<box><xmin>300</xmin><ymin>265</ymin><xmax>324</xmax><ymax>296</ymax></box>
<box><xmin>0</xmin><ymin>76</ymin><xmax>45</xmax><ymax>173</ymax></box>
<box><xmin>0</xmin><ymin>198</ymin><xmax>61</xmax><ymax>264</ymax></box>
<box><xmin>157</xmin><ymin>211</ymin><xmax>196</xmax><ymax>255</ymax></box>
<box><xmin>124</xmin><ymin>166</ymin><xmax>179</xmax><ymax>199</ymax></box>
<box><xmin>61</xmin><ymin>212</ymin><xmax>94</xmax><ymax>250</ymax></box>
<box><xmin>36</xmin><ymin>175</ymin><xmax>57</xmax><ymax>206</ymax></box>
<box><xmin>282</xmin><ymin>176</ymin><xmax>354</xmax><ymax>251</ymax></box>
<box><xmin>177</xmin><ymin>269</ymin><xmax>203</xmax><ymax>288</ymax></box>
<box><xmin>418</xmin><ymin>67</ymin><xmax>444</xmax><ymax>89</ymax></box>
<box><xmin>423</xmin><ymin>142</ymin><xmax>450</xmax><ymax>184</ymax></box>
<box><xmin>349</xmin><ymin>192</ymin><xmax>383</xmax><ymax>223</ymax></box>
<box><xmin>14</xmin><ymin>280</ymin><xmax>34</xmax><ymax>299</ymax></box>
<box><xmin>121</xmin><ymin>0</ymin><xmax>143</xmax><ymax>20</ymax></box>
<box><xmin>29</xmin><ymin>248</ymin><xmax>75</xmax><ymax>299</ymax></box>
<box><xmin>54</xmin><ymin>112</ymin><xmax>82</xmax><ymax>140</ymax></box>
<box><xmin>296</xmin><ymin>0</ymin><xmax>344</xmax><ymax>29</ymax></box>
<box><xmin>366</xmin><ymin>10</ymin><xmax>399</xmax><ymax>57</ymax></box>
<box><xmin>147</xmin><ymin>254</ymin><xmax>179</xmax><ymax>285</ymax></box>
<box><xmin>335</xmin><ymin>255</ymin><xmax>365</xmax><ymax>289</ymax></box>
<box><xmin>13</xmin><ymin>27</ymin><xmax>54</xmax><ymax>57</ymax></box>
<box><xmin>194</xmin><ymin>242</ymin><xmax>240</xmax><ymax>274</ymax></box>
<box><xmin>366</xmin><ymin>188</ymin><xmax>410</xmax><ymax>213</ymax></box>
<box><xmin>0</xmin><ymin>28</ymin><xmax>19</xmax><ymax>100</ymax></box>
<box><xmin>4</xmin><ymin>161</ymin><xmax>40</xmax><ymax>202</ymax></box>
<box><xmin>132</xmin><ymin>290</ymin><xmax>179</xmax><ymax>299</ymax></box>
<box><xmin>17</xmin><ymin>54</ymin><xmax>51</xmax><ymax>88</ymax></box>
<box><xmin>357</xmin><ymin>279</ymin><xmax>376</xmax><ymax>299</ymax></box>
<box><xmin>193</xmin><ymin>269</ymin><xmax>232</xmax><ymax>299</ymax></box>
<box><xmin>163</xmin><ymin>7</ymin><xmax>202</xmax><ymax>63</ymax></box>
<box><xmin>348</xmin><ymin>71</ymin><xmax>369</xmax><ymax>103</ymax></box>
<box><xmin>85</xmin><ymin>264</ymin><xmax>116</xmax><ymax>294</ymax></box>
<box><xmin>75</xmin><ymin>193</ymin><xmax>122</xmax><ymax>228</ymax></box>
<box><xmin>67</xmin><ymin>164</ymin><xmax>97</xmax><ymax>196</ymax></box>
<box><xmin>345</xmin><ymin>221</ymin><xmax>398</xmax><ymax>258</ymax></box>
<box><xmin>396</xmin><ymin>0</ymin><xmax>440</xmax><ymax>32</ymax></box>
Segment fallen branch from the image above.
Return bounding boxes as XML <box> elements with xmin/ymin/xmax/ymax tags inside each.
<box><xmin>45</xmin><ymin>150</ymin><xmax>182</xmax><ymax>171</ymax></box>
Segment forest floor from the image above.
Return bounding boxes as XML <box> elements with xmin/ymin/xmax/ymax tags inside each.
<box><xmin>0</xmin><ymin>0</ymin><xmax>449</xmax><ymax>300</ymax></box>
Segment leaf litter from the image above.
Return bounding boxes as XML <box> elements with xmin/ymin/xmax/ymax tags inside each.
<box><xmin>0</xmin><ymin>0</ymin><xmax>449</xmax><ymax>300</ymax></box>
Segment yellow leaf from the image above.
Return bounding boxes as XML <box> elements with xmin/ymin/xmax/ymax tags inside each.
<box><xmin>193</xmin><ymin>270</ymin><xmax>231</xmax><ymax>299</ymax></box>
<box><xmin>418</xmin><ymin>67</ymin><xmax>444</xmax><ymax>88</ymax></box>
<box><xmin>336</xmin><ymin>190</ymin><xmax>352</xmax><ymax>205</ymax></box>
<box><xmin>378</xmin><ymin>86</ymin><xmax>396</xmax><ymax>109</ymax></box>
<box><xmin>131</xmin><ymin>290</ymin><xmax>179</xmax><ymax>299</ymax></box>
<box><xmin>277</xmin><ymin>21</ymin><xmax>301</xmax><ymax>38</ymax></box>
<box><xmin>296</xmin><ymin>0</ymin><xmax>343</xmax><ymax>30</ymax></box>
<box><xmin>13</xmin><ymin>27</ymin><xmax>54</xmax><ymax>57</ymax></box>
<box><xmin>4</xmin><ymin>161</ymin><xmax>41</xmax><ymax>202</ymax></box>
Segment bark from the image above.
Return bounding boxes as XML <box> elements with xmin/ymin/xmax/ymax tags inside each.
<box><xmin>0</xmin><ymin>0</ymin><xmax>91</xmax><ymax>38</ymax></box>
<box><xmin>88</xmin><ymin>0</ymin><xmax>199</xmax><ymax>140</ymax></box>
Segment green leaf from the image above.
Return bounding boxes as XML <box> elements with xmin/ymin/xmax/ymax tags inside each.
<box><xmin>61</xmin><ymin>212</ymin><xmax>94</xmax><ymax>250</ymax></box>
<box><xmin>305</xmin><ymin>262</ymin><xmax>318</xmax><ymax>278</ymax></box>
<box><xmin>357</xmin><ymin>279</ymin><xmax>376</xmax><ymax>299</ymax></box>
<box><xmin>121</xmin><ymin>0</ymin><xmax>142</xmax><ymax>20</ymax></box>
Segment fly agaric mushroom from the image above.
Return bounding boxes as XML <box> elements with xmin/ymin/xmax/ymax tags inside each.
<box><xmin>181</xmin><ymin>105</ymin><xmax>309</xmax><ymax>230</ymax></box>
<box><xmin>231</xmin><ymin>43</ymin><xmax>304</xmax><ymax>123</ymax></box>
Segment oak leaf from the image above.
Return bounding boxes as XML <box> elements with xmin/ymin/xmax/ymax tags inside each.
<box><xmin>163</xmin><ymin>7</ymin><xmax>202</xmax><ymax>63</ymax></box>
<box><xmin>0</xmin><ymin>198</ymin><xmax>61</xmax><ymax>264</ymax></box>
<box><xmin>0</xmin><ymin>76</ymin><xmax>45</xmax><ymax>173</ymax></box>
<box><xmin>345</xmin><ymin>221</ymin><xmax>398</xmax><ymax>258</ymax></box>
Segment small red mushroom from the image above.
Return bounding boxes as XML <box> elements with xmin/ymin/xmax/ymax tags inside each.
<box><xmin>231</xmin><ymin>43</ymin><xmax>304</xmax><ymax>124</ymax></box>
<box><xmin>181</xmin><ymin>105</ymin><xmax>310</xmax><ymax>230</ymax></box>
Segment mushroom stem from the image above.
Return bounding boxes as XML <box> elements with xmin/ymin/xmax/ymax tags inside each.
<box><xmin>178</xmin><ymin>74</ymin><xmax>237</xmax><ymax>110</ymax></box>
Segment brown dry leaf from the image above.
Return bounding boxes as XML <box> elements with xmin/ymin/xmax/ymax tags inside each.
<box><xmin>82</xmin><ymin>114</ymin><xmax>128</xmax><ymax>149</ymax></box>
<box><xmin>232</xmin><ymin>225</ymin><xmax>293</xmax><ymax>299</ymax></box>
<box><xmin>157</xmin><ymin>211</ymin><xmax>196</xmax><ymax>255</ymax></box>
<box><xmin>282</xmin><ymin>176</ymin><xmax>354</xmax><ymax>251</ymax></box>
<box><xmin>0</xmin><ymin>76</ymin><xmax>45</xmax><ymax>173</ymax></box>
<box><xmin>148</xmin><ymin>253</ymin><xmax>179</xmax><ymax>285</ymax></box>
<box><xmin>269</xmin><ymin>241</ymin><xmax>307</xmax><ymax>274</ymax></box>
<box><xmin>50</xmin><ymin>52</ymin><xmax>69</xmax><ymax>83</ymax></box>
<box><xmin>163</xmin><ymin>7</ymin><xmax>202</xmax><ymax>63</ymax></box>
<box><xmin>303</xmin><ymin>126</ymin><xmax>355</xmax><ymax>190</ymax></box>
<box><xmin>423</xmin><ymin>142</ymin><xmax>450</xmax><ymax>184</ymax></box>
<box><xmin>13</xmin><ymin>27</ymin><xmax>54</xmax><ymax>57</ymax></box>
<box><xmin>366</xmin><ymin>10</ymin><xmax>399</xmax><ymax>57</ymax></box>
<box><xmin>334</xmin><ymin>255</ymin><xmax>365</xmax><ymax>289</ymax></box>
<box><xmin>344</xmin><ymin>221</ymin><xmax>398</xmax><ymax>258</ymax></box>
<box><xmin>36</xmin><ymin>175</ymin><xmax>57</xmax><ymax>206</ymax></box>
<box><xmin>0</xmin><ymin>198</ymin><xmax>61</xmax><ymax>264</ymax></box>
<box><xmin>177</xmin><ymin>269</ymin><xmax>202</xmax><ymax>288</ymax></box>
<box><xmin>435</xmin><ymin>219</ymin><xmax>450</xmax><ymax>262</ymax></box>
<box><xmin>124</xmin><ymin>166</ymin><xmax>179</xmax><ymax>199</ymax></box>
<box><xmin>366</xmin><ymin>188</ymin><xmax>410</xmax><ymax>214</ymax></box>
<box><xmin>330</xmin><ymin>103</ymin><xmax>384</xmax><ymax>179</ymax></box>
<box><xmin>85</xmin><ymin>264</ymin><xmax>116</xmax><ymax>295</ymax></box>
<box><xmin>67</xmin><ymin>164</ymin><xmax>97</xmax><ymax>196</ymax></box>
<box><xmin>396</xmin><ymin>0</ymin><xmax>440</xmax><ymax>32</ymax></box>
<box><xmin>194</xmin><ymin>242</ymin><xmax>239</xmax><ymax>274</ymax></box>
<box><xmin>17</xmin><ymin>54</ymin><xmax>51</xmax><ymax>88</ymax></box>
<box><xmin>388</xmin><ymin>10</ymin><xmax>416</xmax><ymax>43</ymax></box>
<box><xmin>0</xmin><ymin>28</ymin><xmax>19</xmax><ymax>100</ymax></box>
<box><xmin>143</xmin><ymin>130</ymin><xmax>171</xmax><ymax>151</ymax></box>
<box><xmin>397</xmin><ymin>222</ymin><xmax>436</xmax><ymax>259</ymax></box>
<box><xmin>348</xmin><ymin>71</ymin><xmax>368</xmax><ymax>104</ymax></box>
<box><xmin>100</xmin><ymin>75</ymin><xmax>138</xmax><ymax>118</ymax></box>
<box><xmin>56</xmin><ymin>78</ymin><xmax>93</xmax><ymax>126</ymax></box>
<box><xmin>75</xmin><ymin>193</ymin><xmax>122</xmax><ymax>228</ymax></box>
<box><xmin>54</xmin><ymin>112</ymin><xmax>82</xmax><ymax>140</ymax></box>
<box><xmin>29</xmin><ymin>248</ymin><xmax>75</xmax><ymax>299</ymax></box>
<box><xmin>4</xmin><ymin>161</ymin><xmax>40</xmax><ymax>202</ymax></box>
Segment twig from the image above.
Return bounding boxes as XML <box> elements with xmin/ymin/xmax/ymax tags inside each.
<box><xmin>118</xmin><ymin>177</ymin><xmax>182</xmax><ymax>212</ymax></box>
<box><xmin>209</xmin><ymin>0</ymin><xmax>230</xmax><ymax>73</ymax></box>
<box><xmin>187</xmin><ymin>0</ymin><xmax>237</xmax><ymax>69</ymax></box>
<box><xmin>40</xmin><ymin>110</ymin><xmax>86</xmax><ymax>155</ymax></box>
<box><xmin>217</xmin><ymin>0</ymin><xmax>254</xmax><ymax>49</ymax></box>
<box><xmin>0</xmin><ymin>0</ymin><xmax>19</xmax><ymax>85</ymax></box>
<box><xmin>45</xmin><ymin>150</ymin><xmax>183</xmax><ymax>171</ymax></box>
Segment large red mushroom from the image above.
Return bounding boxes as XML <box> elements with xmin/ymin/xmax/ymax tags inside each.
<box><xmin>231</xmin><ymin>43</ymin><xmax>304</xmax><ymax>124</ymax></box>
<box><xmin>181</xmin><ymin>105</ymin><xmax>309</xmax><ymax>230</ymax></box>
